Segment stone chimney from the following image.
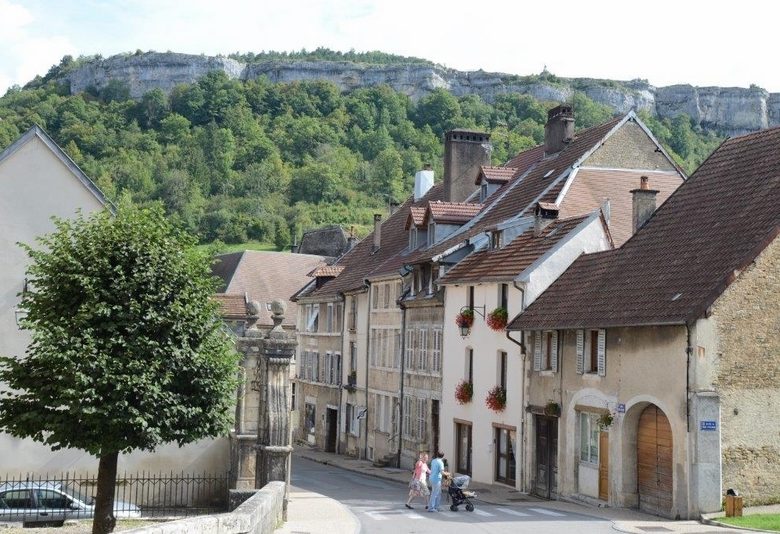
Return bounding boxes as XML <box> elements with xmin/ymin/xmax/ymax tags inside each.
<box><xmin>346</xmin><ymin>226</ymin><xmax>357</xmax><ymax>251</ymax></box>
<box><xmin>444</xmin><ymin>130</ymin><xmax>491</xmax><ymax>202</ymax></box>
<box><xmin>372</xmin><ymin>214</ymin><xmax>382</xmax><ymax>253</ymax></box>
<box><xmin>534</xmin><ymin>202</ymin><xmax>559</xmax><ymax>236</ymax></box>
<box><xmin>544</xmin><ymin>104</ymin><xmax>575</xmax><ymax>156</ymax></box>
<box><xmin>414</xmin><ymin>164</ymin><xmax>435</xmax><ymax>201</ymax></box>
<box><xmin>631</xmin><ymin>176</ymin><xmax>659</xmax><ymax>234</ymax></box>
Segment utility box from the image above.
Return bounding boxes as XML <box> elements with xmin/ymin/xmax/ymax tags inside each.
<box><xmin>725</xmin><ymin>494</ymin><xmax>743</xmax><ymax>517</ymax></box>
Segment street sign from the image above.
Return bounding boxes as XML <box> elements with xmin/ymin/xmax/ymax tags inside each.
<box><xmin>617</xmin><ymin>403</ymin><xmax>625</xmax><ymax>413</ymax></box>
<box><xmin>700</xmin><ymin>420</ymin><xmax>717</xmax><ymax>431</ymax></box>
<box><xmin>357</xmin><ymin>408</ymin><xmax>367</xmax><ymax>420</ymax></box>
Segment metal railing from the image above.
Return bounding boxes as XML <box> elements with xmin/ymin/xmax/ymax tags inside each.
<box><xmin>0</xmin><ymin>471</ymin><xmax>230</xmax><ymax>524</ymax></box>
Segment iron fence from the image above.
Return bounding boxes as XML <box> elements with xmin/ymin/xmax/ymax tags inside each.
<box><xmin>0</xmin><ymin>470</ymin><xmax>230</xmax><ymax>525</ymax></box>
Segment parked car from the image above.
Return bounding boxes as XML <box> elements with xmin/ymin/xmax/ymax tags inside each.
<box><xmin>0</xmin><ymin>482</ymin><xmax>141</xmax><ymax>525</ymax></box>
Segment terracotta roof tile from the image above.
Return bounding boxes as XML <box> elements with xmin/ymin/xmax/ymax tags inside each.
<box><xmin>212</xmin><ymin>294</ymin><xmax>248</xmax><ymax>320</ymax></box>
<box><xmin>424</xmin><ymin>201</ymin><xmax>483</xmax><ymax>225</ymax></box>
<box><xmin>439</xmin><ymin>215</ymin><xmax>592</xmax><ymax>284</ymax></box>
<box><xmin>308</xmin><ymin>265</ymin><xmax>344</xmax><ymax>277</ymax></box>
<box><xmin>510</xmin><ymin>127</ymin><xmax>780</xmax><ymax>330</ymax></box>
<box><xmin>213</xmin><ymin>251</ymin><xmax>327</xmax><ymax>325</ymax></box>
<box><xmin>477</xmin><ymin>165</ymin><xmax>518</xmax><ymax>185</ymax></box>
<box><xmin>406</xmin><ymin>206</ymin><xmax>427</xmax><ymax>229</ymax></box>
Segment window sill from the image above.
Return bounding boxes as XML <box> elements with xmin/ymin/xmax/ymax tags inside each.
<box><xmin>582</xmin><ymin>373</ymin><xmax>602</xmax><ymax>380</ymax></box>
<box><xmin>539</xmin><ymin>370</ymin><xmax>555</xmax><ymax>377</ymax></box>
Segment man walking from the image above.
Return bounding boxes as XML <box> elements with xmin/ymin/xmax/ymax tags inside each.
<box><xmin>428</xmin><ymin>452</ymin><xmax>445</xmax><ymax>512</ymax></box>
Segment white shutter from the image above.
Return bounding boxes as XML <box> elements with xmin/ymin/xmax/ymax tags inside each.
<box><xmin>550</xmin><ymin>330</ymin><xmax>559</xmax><ymax>373</ymax></box>
<box><xmin>576</xmin><ymin>330</ymin><xmax>585</xmax><ymax>375</ymax></box>
<box><xmin>533</xmin><ymin>331</ymin><xmax>542</xmax><ymax>371</ymax></box>
<box><xmin>597</xmin><ymin>329</ymin><xmax>606</xmax><ymax>376</ymax></box>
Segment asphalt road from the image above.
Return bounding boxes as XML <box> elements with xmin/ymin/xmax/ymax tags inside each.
<box><xmin>290</xmin><ymin>457</ymin><xmax>618</xmax><ymax>534</ymax></box>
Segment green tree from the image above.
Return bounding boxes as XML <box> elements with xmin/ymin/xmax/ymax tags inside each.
<box><xmin>0</xmin><ymin>204</ymin><xmax>239</xmax><ymax>534</ymax></box>
<box><xmin>274</xmin><ymin>220</ymin><xmax>291</xmax><ymax>250</ymax></box>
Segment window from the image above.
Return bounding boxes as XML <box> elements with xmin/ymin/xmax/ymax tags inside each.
<box><xmin>577</xmin><ymin>329</ymin><xmax>606</xmax><ymax>376</ymax></box>
<box><xmin>533</xmin><ymin>330</ymin><xmax>558</xmax><ymax>372</ymax></box>
<box><xmin>405</xmin><ymin>328</ymin><xmax>415</xmax><ymax>370</ymax></box>
<box><xmin>418</xmin><ymin>329</ymin><xmax>428</xmax><ymax>370</ymax></box>
<box><xmin>394</xmin><ymin>329</ymin><xmax>402</xmax><ymax>368</ymax></box>
<box><xmin>383</xmin><ymin>282</ymin><xmax>391</xmax><ymax>308</ymax></box>
<box><xmin>349</xmin><ymin>298</ymin><xmax>357</xmax><ymax>331</ymax></box>
<box><xmin>491</xmin><ymin>230</ymin><xmax>503</xmax><ymax>249</ymax></box>
<box><xmin>409</xmin><ymin>228</ymin><xmax>418</xmax><ymax>250</ymax></box>
<box><xmin>579</xmin><ymin>412</ymin><xmax>600</xmax><ymax>464</ymax></box>
<box><xmin>416</xmin><ymin>398</ymin><xmax>427</xmax><ymax>441</ymax></box>
<box><xmin>0</xmin><ymin>489</ymin><xmax>33</xmax><ymax>509</ymax></box>
<box><xmin>312</xmin><ymin>352</ymin><xmax>319</xmax><ymax>381</ymax></box>
<box><xmin>480</xmin><ymin>182</ymin><xmax>488</xmax><ymax>202</ymax></box>
<box><xmin>350</xmin><ymin>342</ymin><xmax>357</xmax><ymax>373</ymax></box>
<box><xmin>291</xmin><ymin>383</ymin><xmax>296</xmax><ymax>410</ymax></box>
<box><xmin>304</xmin><ymin>403</ymin><xmax>316</xmax><ymax>434</ymax></box>
<box><xmin>333</xmin><ymin>353</ymin><xmax>341</xmax><ymax>384</ymax></box>
<box><xmin>36</xmin><ymin>489</ymin><xmax>70</xmax><ymax>509</ymax></box>
<box><xmin>431</xmin><ymin>328</ymin><xmax>442</xmax><ymax>373</ymax></box>
<box><xmin>499</xmin><ymin>351</ymin><xmax>507</xmax><ymax>390</ymax></box>
<box><xmin>333</xmin><ymin>302</ymin><xmax>343</xmax><ymax>333</ymax></box>
<box><xmin>494</xmin><ymin>426</ymin><xmax>516</xmax><ymax>485</ymax></box>
<box><xmin>499</xmin><ymin>283</ymin><xmax>508</xmax><ymax>310</ymax></box>
<box><xmin>306</xmin><ymin>304</ymin><xmax>319</xmax><ymax>332</ymax></box>
<box><xmin>456</xmin><ymin>422</ymin><xmax>472</xmax><ymax>476</ymax></box>
<box><xmin>466</xmin><ymin>348</ymin><xmax>474</xmax><ymax>382</ymax></box>
<box><xmin>403</xmin><ymin>396</ymin><xmax>413</xmax><ymax>438</ymax></box>
<box><xmin>375</xmin><ymin>395</ymin><xmax>393</xmax><ymax>434</ymax></box>
<box><xmin>345</xmin><ymin>403</ymin><xmax>360</xmax><ymax>436</ymax></box>
<box><xmin>372</xmin><ymin>285</ymin><xmax>379</xmax><ymax>309</ymax></box>
<box><xmin>467</xmin><ymin>286</ymin><xmax>475</xmax><ymax>309</ymax></box>
<box><xmin>326</xmin><ymin>304</ymin><xmax>334</xmax><ymax>332</ymax></box>
<box><xmin>428</xmin><ymin>222</ymin><xmax>436</xmax><ymax>245</ymax></box>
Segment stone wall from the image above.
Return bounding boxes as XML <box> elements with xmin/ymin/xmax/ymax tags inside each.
<box><xmin>584</xmin><ymin>120</ymin><xmax>677</xmax><ymax>171</ymax></box>
<box><xmin>58</xmin><ymin>52</ymin><xmax>780</xmax><ymax>136</ymax></box>
<box><xmin>711</xmin><ymin>235</ymin><xmax>780</xmax><ymax>505</ymax></box>
<box><xmin>123</xmin><ymin>482</ymin><xmax>285</xmax><ymax>534</ymax></box>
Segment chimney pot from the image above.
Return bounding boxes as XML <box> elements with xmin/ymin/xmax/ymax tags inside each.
<box><xmin>640</xmin><ymin>175</ymin><xmax>649</xmax><ymax>190</ymax></box>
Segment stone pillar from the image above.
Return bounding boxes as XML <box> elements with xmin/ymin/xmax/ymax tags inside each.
<box><xmin>255</xmin><ymin>299</ymin><xmax>295</xmax><ymax>518</ymax></box>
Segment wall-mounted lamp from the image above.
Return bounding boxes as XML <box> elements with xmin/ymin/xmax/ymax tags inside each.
<box><xmin>457</xmin><ymin>305</ymin><xmax>485</xmax><ymax>337</ymax></box>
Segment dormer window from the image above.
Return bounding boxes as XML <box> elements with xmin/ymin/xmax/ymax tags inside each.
<box><xmin>427</xmin><ymin>222</ymin><xmax>436</xmax><ymax>245</ymax></box>
<box><xmin>409</xmin><ymin>227</ymin><xmax>418</xmax><ymax>250</ymax></box>
<box><xmin>491</xmin><ymin>230</ymin><xmax>503</xmax><ymax>250</ymax></box>
<box><xmin>480</xmin><ymin>182</ymin><xmax>488</xmax><ymax>202</ymax></box>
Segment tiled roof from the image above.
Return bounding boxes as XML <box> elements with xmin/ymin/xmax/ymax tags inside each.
<box><xmin>309</xmin><ymin>183</ymin><xmax>446</xmax><ymax>297</ymax></box>
<box><xmin>477</xmin><ymin>165</ymin><xmax>518</xmax><ymax>185</ymax></box>
<box><xmin>406</xmin><ymin>206</ymin><xmax>427</xmax><ymax>229</ymax></box>
<box><xmin>308</xmin><ymin>265</ymin><xmax>345</xmax><ymax>277</ymax></box>
<box><xmin>439</xmin><ymin>215</ymin><xmax>592</xmax><ymax>284</ymax></box>
<box><xmin>423</xmin><ymin>201</ymin><xmax>483</xmax><ymax>225</ymax></box>
<box><xmin>559</xmin><ymin>168</ymin><xmax>681</xmax><ymax>246</ymax></box>
<box><xmin>212</xmin><ymin>294</ymin><xmax>248</xmax><ymax>320</ymax></box>
<box><xmin>407</xmin><ymin>117</ymin><xmax>624</xmax><ymax>265</ymax></box>
<box><xmin>509</xmin><ymin>127</ymin><xmax>780</xmax><ymax>330</ymax></box>
<box><xmin>213</xmin><ymin>250</ymin><xmax>327</xmax><ymax>325</ymax></box>
<box><xmin>504</xmin><ymin>145</ymin><xmax>546</xmax><ymax>171</ymax></box>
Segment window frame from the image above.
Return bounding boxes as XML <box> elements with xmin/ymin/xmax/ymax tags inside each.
<box><xmin>579</xmin><ymin>411</ymin><xmax>600</xmax><ymax>465</ymax></box>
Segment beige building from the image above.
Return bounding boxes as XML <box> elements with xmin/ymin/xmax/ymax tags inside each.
<box><xmin>509</xmin><ymin>126</ymin><xmax>780</xmax><ymax>518</ymax></box>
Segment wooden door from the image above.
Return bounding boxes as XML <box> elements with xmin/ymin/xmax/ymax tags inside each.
<box><xmin>534</xmin><ymin>416</ymin><xmax>558</xmax><ymax>498</ymax></box>
<box><xmin>637</xmin><ymin>405</ymin><xmax>673</xmax><ymax>516</ymax></box>
<box><xmin>598</xmin><ymin>431</ymin><xmax>609</xmax><ymax>501</ymax></box>
<box><xmin>326</xmin><ymin>408</ymin><xmax>338</xmax><ymax>452</ymax></box>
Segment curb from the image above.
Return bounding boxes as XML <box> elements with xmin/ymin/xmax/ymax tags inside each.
<box><xmin>701</xmin><ymin>516</ymin><xmax>773</xmax><ymax>533</ymax></box>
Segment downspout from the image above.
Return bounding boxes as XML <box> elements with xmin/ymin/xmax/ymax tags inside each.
<box><xmin>506</xmin><ymin>281</ymin><xmax>527</xmax><ymax>492</ymax></box>
<box><xmin>364</xmin><ymin>280</ymin><xmax>372</xmax><ymax>461</ymax></box>
<box><xmin>397</xmin><ymin>299</ymin><xmax>407</xmax><ymax>469</ymax></box>
<box><xmin>336</xmin><ymin>293</ymin><xmax>346</xmax><ymax>456</ymax></box>
<box><xmin>685</xmin><ymin>322</ymin><xmax>694</xmax><ymax>518</ymax></box>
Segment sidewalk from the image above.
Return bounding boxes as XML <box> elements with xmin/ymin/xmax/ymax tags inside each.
<box><xmin>294</xmin><ymin>445</ymin><xmax>762</xmax><ymax>533</ymax></box>
<box><xmin>274</xmin><ymin>484</ymin><xmax>360</xmax><ymax>534</ymax></box>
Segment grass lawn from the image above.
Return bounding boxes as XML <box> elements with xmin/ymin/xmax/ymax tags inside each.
<box><xmin>718</xmin><ymin>514</ymin><xmax>780</xmax><ymax>531</ymax></box>
<box><xmin>196</xmin><ymin>241</ymin><xmax>278</xmax><ymax>254</ymax></box>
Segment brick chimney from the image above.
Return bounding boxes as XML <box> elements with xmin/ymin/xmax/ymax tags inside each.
<box><xmin>534</xmin><ymin>202</ymin><xmax>559</xmax><ymax>236</ymax></box>
<box><xmin>444</xmin><ymin>129</ymin><xmax>491</xmax><ymax>202</ymax></box>
<box><xmin>372</xmin><ymin>214</ymin><xmax>382</xmax><ymax>253</ymax></box>
<box><xmin>414</xmin><ymin>164</ymin><xmax>435</xmax><ymax>201</ymax></box>
<box><xmin>544</xmin><ymin>104</ymin><xmax>575</xmax><ymax>156</ymax></box>
<box><xmin>631</xmin><ymin>176</ymin><xmax>659</xmax><ymax>234</ymax></box>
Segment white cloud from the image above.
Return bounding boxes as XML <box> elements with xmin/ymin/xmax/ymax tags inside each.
<box><xmin>0</xmin><ymin>0</ymin><xmax>77</xmax><ymax>93</ymax></box>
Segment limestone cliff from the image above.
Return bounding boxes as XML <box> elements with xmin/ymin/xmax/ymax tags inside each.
<box><xmin>59</xmin><ymin>52</ymin><xmax>780</xmax><ymax>136</ymax></box>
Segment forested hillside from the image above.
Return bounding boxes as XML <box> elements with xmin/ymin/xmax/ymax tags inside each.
<box><xmin>0</xmin><ymin>70</ymin><xmax>722</xmax><ymax>247</ymax></box>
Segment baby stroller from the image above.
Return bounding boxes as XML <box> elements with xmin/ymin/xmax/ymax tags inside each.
<box><xmin>446</xmin><ymin>474</ymin><xmax>476</xmax><ymax>512</ymax></box>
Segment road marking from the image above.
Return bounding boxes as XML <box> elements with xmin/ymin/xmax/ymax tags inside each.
<box><xmin>528</xmin><ymin>507</ymin><xmax>566</xmax><ymax>517</ymax></box>
<box><xmin>496</xmin><ymin>508</ymin><xmax>530</xmax><ymax>517</ymax></box>
<box><xmin>364</xmin><ymin>511</ymin><xmax>388</xmax><ymax>521</ymax></box>
<box><xmin>404</xmin><ymin>512</ymin><xmax>424</xmax><ymax>519</ymax></box>
<box><xmin>472</xmin><ymin>509</ymin><xmax>494</xmax><ymax>517</ymax></box>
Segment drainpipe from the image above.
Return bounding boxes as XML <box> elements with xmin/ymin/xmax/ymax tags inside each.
<box><xmin>685</xmin><ymin>323</ymin><xmax>693</xmax><ymax>432</ymax></box>
<box><xmin>336</xmin><ymin>293</ymin><xmax>346</xmax><ymax>456</ymax></box>
<box><xmin>506</xmin><ymin>281</ymin><xmax>528</xmax><ymax>492</ymax></box>
<box><xmin>397</xmin><ymin>299</ymin><xmax>407</xmax><ymax>469</ymax></box>
<box><xmin>364</xmin><ymin>280</ymin><xmax>372</xmax><ymax>461</ymax></box>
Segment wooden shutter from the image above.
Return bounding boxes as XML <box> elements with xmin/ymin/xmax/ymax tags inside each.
<box><xmin>550</xmin><ymin>330</ymin><xmax>559</xmax><ymax>373</ymax></box>
<box><xmin>533</xmin><ymin>331</ymin><xmax>542</xmax><ymax>371</ymax></box>
<box><xmin>576</xmin><ymin>330</ymin><xmax>585</xmax><ymax>375</ymax></box>
<box><xmin>597</xmin><ymin>329</ymin><xmax>606</xmax><ymax>376</ymax></box>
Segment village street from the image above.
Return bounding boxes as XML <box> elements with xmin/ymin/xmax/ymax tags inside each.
<box><xmin>291</xmin><ymin>456</ymin><xmax>621</xmax><ymax>534</ymax></box>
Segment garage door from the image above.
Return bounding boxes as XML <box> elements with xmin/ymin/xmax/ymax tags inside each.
<box><xmin>637</xmin><ymin>405</ymin><xmax>673</xmax><ymax>516</ymax></box>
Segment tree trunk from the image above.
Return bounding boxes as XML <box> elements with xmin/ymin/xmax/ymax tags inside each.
<box><xmin>92</xmin><ymin>451</ymin><xmax>118</xmax><ymax>534</ymax></box>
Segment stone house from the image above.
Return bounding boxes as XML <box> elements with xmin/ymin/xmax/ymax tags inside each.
<box><xmin>404</xmin><ymin>105</ymin><xmax>684</xmax><ymax>488</ymax></box>
<box><xmin>508</xmin><ymin>126</ymin><xmax>780</xmax><ymax>518</ymax></box>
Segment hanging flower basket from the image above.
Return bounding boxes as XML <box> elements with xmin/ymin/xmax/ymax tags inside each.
<box><xmin>597</xmin><ymin>412</ymin><xmax>614</xmax><ymax>430</ymax></box>
<box><xmin>454</xmin><ymin>380</ymin><xmax>473</xmax><ymax>405</ymax></box>
<box><xmin>486</xmin><ymin>307</ymin><xmax>508</xmax><ymax>331</ymax></box>
<box><xmin>485</xmin><ymin>386</ymin><xmax>507</xmax><ymax>412</ymax></box>
<box><xmin>455</xmin><ymin>308</ymin><xmax>474</xmax><ymax>328</ymax></box>
<box><xmin>544</xmin><ymin>401</ymin><xmax>560</xmax><ymax>417</ymax></box>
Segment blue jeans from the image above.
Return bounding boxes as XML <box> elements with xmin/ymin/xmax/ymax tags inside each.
<box><xmin>428</xmin><ymin>481</ymin><xmax>442</xmax><ymax>510</ymax></box>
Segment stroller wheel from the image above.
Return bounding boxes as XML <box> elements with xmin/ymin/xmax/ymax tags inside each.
<box><xmin>450</xmin><ymin>504</ymin><xmax>458</xmax><ymax>511</ymax></box>
<box><xmin>465</xmin><ymin>503</ymin><xmax>474</xmax><ymax>512</ymax></box>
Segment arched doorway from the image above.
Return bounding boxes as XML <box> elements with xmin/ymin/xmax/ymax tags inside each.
<box><xmin>637</xmin><ymin>405</ymin><xmax>673</xmax><ymax>516</ymax></box>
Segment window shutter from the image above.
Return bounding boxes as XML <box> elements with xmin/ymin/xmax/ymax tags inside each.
<box><xmin>551</xmin><ymin>330</ymin><xmax>559</xmax><ymax>373</ymax></box>
<box><xmin>576</xmin><ymin>330</ymin><xmax>584</xmax><ymax>375</ymax></box>
<box><xmin>533</xmin><ymin>331</ymin><xmax>542</xmax><ymax>371</ymax></box>
<box><xmin>597</xmin><ymin>329</ymin><xmax>606</xmax><ymax>376</ymax></box>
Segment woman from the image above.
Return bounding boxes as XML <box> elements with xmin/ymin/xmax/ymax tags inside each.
<box><xmin>405</xmin><ymin>452</ymin><xmax>430</xmax><ymax>509</ymax></box>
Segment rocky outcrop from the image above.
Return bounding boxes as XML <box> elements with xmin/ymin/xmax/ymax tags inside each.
<box><xmin>59</xmin><ymin>52</ymin><xmax>780</xmax><ymax>136</ymax></box>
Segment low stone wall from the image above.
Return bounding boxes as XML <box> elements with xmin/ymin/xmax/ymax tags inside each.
<box><xmin>124</xmin><ymin>481</ymin><xmax>285</xmax><ymax>534</ymax></box>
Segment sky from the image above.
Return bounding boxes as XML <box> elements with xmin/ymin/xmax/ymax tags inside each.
<box><xmin>1</xmin><ymin>0</ymin><xmax>776</xmax><ymax>95</ymax></box>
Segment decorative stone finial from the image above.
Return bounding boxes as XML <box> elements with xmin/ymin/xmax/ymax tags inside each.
<box><xmin>270</xmin><ymin>299</ymin><xmax>286</xmax><ymax>332</ymax></box>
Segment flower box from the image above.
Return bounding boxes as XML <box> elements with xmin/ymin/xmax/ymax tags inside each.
<box><xmin>486</xmin><ymin>307</ymin><xmax>508</xmax><ymax>331</ymax></box>
<box><xmin>485</xmin><ymin>386</ymin><xmax>506</xmax><ymax>412</ymax></box>
<box><xmin>455</xmin><ymin>380</ymin><xmax>473</xmax><ymax>405</ymax></box>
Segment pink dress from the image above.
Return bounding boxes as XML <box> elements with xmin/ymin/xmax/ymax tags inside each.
<box><xmin>409</xmin><ymin>460</ymin><xmax>430</xmax><ymax>496</ymax></box>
